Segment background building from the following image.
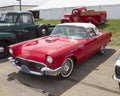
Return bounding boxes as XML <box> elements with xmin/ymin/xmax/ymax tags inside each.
<box><xmin>0</xmin><ymin>5</ymin><xmax>37</xmax><ymax>17</ymax></box>
<box><xmin>30</xmin><ymin>0</ymin><xmax>120</xmax><ymax>19</ymax></box>
<box><xmin>0</xmin><ymin>5</ymin><xmax>37</xmax><ymax>11</ymax></box>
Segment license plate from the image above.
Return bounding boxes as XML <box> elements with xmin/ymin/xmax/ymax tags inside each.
<box><xmin>21</xmin><ymin>65</ymin><xmax>30</xmax><ymax>73</ymax></box>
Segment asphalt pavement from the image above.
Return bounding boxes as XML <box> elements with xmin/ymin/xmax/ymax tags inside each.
<box><xmin>61</xmin><ymin>46</ymin><xmax>120</xmax><ymax>96</ymax></box>
<box><xmin>0</xmin><ymin>46</ymin><xmax>120</xmax><ymax>96</ymax></box>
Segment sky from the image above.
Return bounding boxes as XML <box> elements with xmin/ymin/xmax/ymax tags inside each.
<box><xmin>0</xmin><ymin>0</ymin><xmax>49</xmax><ymax>7</ymax></box>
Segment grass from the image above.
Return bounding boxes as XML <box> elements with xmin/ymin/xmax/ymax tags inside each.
<box><xmin>35</xmin><ymin>19</ymin><xmax>120</xmax><ymax>46</ymax></box>
<box><xmin>97</xmin><ymin>19</ymin><xmax>120</xmax><ymax>46</ymax></box>
<box><xmin>35</xmin><ymin>19</ymin><xmax>60</xmax><ymax>25</ymax></box>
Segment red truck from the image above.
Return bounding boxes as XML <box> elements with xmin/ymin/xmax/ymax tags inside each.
<box><xmin>61</xmin><ymin>7</ymin><xmax>107</xmax><ymax>25</ymax></box>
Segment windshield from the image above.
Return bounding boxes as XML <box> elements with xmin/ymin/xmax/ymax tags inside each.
<box><xmin>0</xmin><ymin>13</ymin><xmax>6</xmax><ymax>21</ymax></box>
<box><xmin>0</xmin><ymin>13</ymin><xmax>18</xmax><ymax>23</ymax></box>
<box><xmin>50</xmin><ymin>25</ymin><xmax>87</xmax><ymax>39</ymax></box>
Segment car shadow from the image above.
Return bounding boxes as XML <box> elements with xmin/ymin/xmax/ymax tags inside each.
<box><xmin>0</xmin><ymin>58</ymin><xmax>8</xmax><ymax>64</ymax></box>
<box><xmin>7</xmin><ymin>47</ymin><xmax>116</xmax><ymax>96</ymax></box>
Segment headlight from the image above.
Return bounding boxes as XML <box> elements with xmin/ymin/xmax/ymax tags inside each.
<box><xmin>47</xmin><ymin>56</ymin><xmax>53</xmax><ymax>64</ymax></box>
<box><xmin>9</xmin><ymin>48</ymin><xmax>13</xmax><ymax>54</ymax></box>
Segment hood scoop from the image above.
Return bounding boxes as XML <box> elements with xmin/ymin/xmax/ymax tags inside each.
<box><xmin>22</xmin><ymin>36</ymin><xmax>73</xmax><ymax>53</ymax></box>
<box><xmin>45</xmin><ymin>37</ymin><xmax>58</xmax><ymax>43</ymax></box>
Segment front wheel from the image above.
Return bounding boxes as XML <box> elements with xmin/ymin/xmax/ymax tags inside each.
<box><xmin>60</xmin><ymin>57</ymin><xmax>74</xmax><ymax>78</ymax></box>
<box><xmin>0</xmin><ymin>41</ymin><xmax>9</xmax><ymax>58</ymax></box>
<box><xmin>87</xmin><ymin>19</ymin><xmax>92</xmax><ymax>24</ymax></box>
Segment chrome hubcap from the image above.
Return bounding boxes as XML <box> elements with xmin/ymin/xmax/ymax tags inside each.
<box><xmin>101</xmin><ymin>46</ymin><xmax>105</xmax><ymax>53</ymax></box>
<box><xmin>41</xmin><ymin>29</ymin><xmax>46</xmax><ymax>34</ymax></box>
<box><xmin>63</xmin><ymin>63</ymin><xmax>70</xmax><ymax>72</ymax></box>
<box><xmin>0</xmin><ymin>47</ymin><xmax>5</xmax><ymax>53</ymax></box>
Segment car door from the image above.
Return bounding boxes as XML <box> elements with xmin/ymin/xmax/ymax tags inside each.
<box><xmin>14</xmin><ymin>13</ymin><xmax>37</xmax><ymax>42</ymax></box>
<box><xmin>84</xmin><ymin>28</ymin><xmax>101</xmax><ymax>56</ymax></box>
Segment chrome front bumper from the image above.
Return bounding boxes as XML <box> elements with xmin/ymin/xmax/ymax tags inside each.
<box><xmin>8</xmin><ymin>57</ymin><xmax>62</xmax><ymax>76</ymax></box>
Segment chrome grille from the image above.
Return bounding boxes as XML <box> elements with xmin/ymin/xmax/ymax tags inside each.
<box><xmin>15</xmin><ymin>57</ymin><xmax>46</xmax><ymax>71</ymax></box>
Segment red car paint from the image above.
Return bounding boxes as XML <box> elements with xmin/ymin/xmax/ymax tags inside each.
<box><xmin>8</xmin><ymin>23</ymin><xmax>112</xmax><ymax>77</ymax></box>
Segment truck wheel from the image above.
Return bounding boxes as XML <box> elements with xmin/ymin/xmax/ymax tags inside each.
<box><xmin>98</xmin><ymin>45</ymin><xmax>106</xmax><ymax>55</ymax></box>
<box><xmin>87</xmin><ymin>19</ymin><xmax>92</xmax><ymax>24</ymax></box>
<box><xmin>0</xmin><ymin>41</ymin><xmax>9</xmax><ymax>58</ymax></box>
<box><xmin>37</xmin><ymin>25</ymin><xmax>49</xmax><ymax>37</ymax></box>
<box><xmin>60</xmin><ymin>57</ymin><xmax>74</xmax><ymax>78</ymax></box>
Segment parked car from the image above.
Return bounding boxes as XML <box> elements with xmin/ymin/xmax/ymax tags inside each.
<box><xmin>61</xmin><ymin>7</ymin><xmax>106</xmax><ymax>25</ymax></box>
<box><xmin>8</xmin><ymin>23</ymin><xmax>112</xmax><ymax>78</ymax></box>
<box><xmin>0</xmin><ymin>11</ymin><xmax>54</xmax><ymax>58</ymax></box>
<box><xmin>113</xmin><ymin>55</ymin><xmax>120</xmax><ymax>88</ymax></box>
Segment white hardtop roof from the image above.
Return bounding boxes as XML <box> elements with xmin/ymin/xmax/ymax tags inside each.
<box><xmin>57</xmin><ymin>23</ymin><xmax>96</xmax><ymax>29</ymax></box>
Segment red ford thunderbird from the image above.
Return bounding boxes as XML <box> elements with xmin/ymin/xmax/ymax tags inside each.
<box><xmin>8</xmin><ymin>23</ymin><xmax>112</xmax><ymax>78</ymax></box>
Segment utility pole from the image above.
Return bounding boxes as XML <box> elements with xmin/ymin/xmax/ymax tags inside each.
<box><xmin>17</xmin><ymin>0</ymin><xmax>22</xmax><ymax>11</ymax></box>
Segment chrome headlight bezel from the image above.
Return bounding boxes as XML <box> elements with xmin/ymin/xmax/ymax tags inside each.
<box><xmin>46</xmin><ymin>55</ymin><xmax>53</xmax><ymax>64</ymax></box>
<box><xmin>9</xmin><ymin>48</ymin><xmax>13</xmax><ymax>54</ymax></box>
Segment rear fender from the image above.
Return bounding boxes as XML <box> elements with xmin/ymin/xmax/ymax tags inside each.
<box><xmin>61</xmin><ymin>18</ymin><xmax>72</xmax><ymax>23</ymax></box>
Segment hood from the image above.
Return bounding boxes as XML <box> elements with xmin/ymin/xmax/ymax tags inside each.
<box><xmin>0</xmin><ymin>23</ymin><xmax>14</xmax><ymax>32</ymax></box>
<box><xmin>22</xmin><ymin>36</ymin><xmax>75</xmax><ymax>54</ymax></box>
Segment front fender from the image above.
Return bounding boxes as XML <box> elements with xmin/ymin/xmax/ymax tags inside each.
<box><xmin>49</xmin><ymin>50</ymin><xmax>76</xmax><ymax>69</ymax></box>
<box><xmin>0</xmin><ymin>32</ymin><xmax>16</xmax><ymax>44</ymax></box>
<box><xmin>61</xmin><ymin>18</ymin><xmax>72</xmax><ymax>23</ymax></box>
